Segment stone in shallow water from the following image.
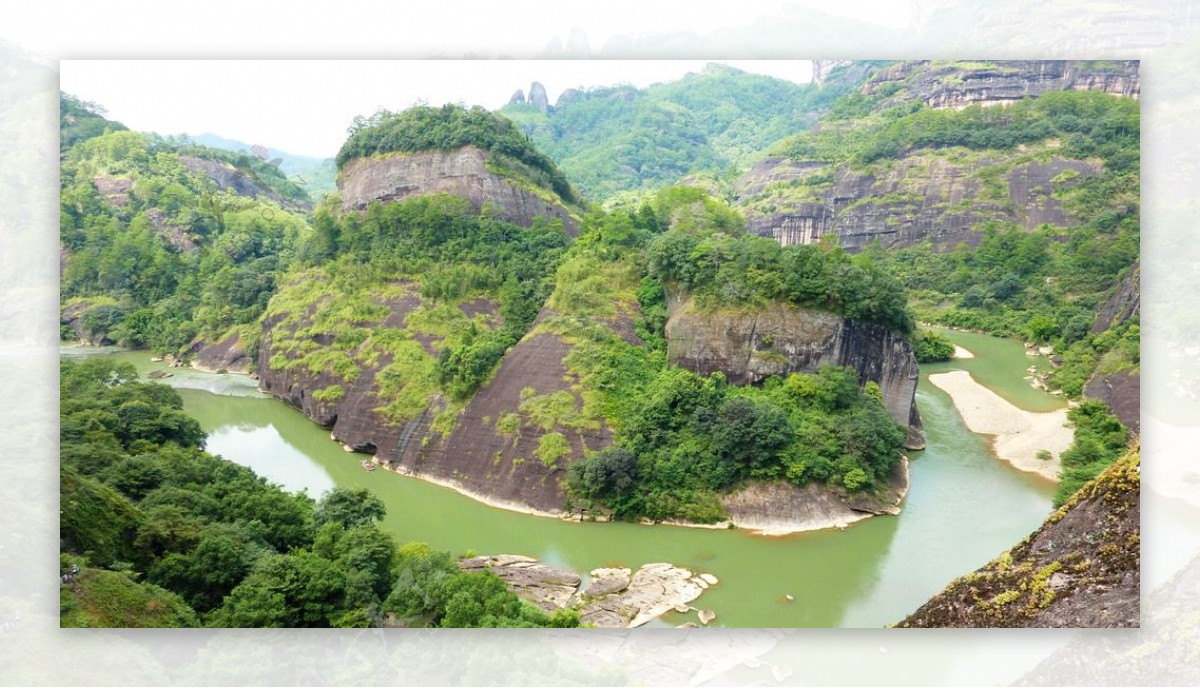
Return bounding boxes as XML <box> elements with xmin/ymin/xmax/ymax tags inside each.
<box><xmin>699</xmin><ymin>573</ymin><xmax>719</xmax><ymax>586</ymax></box>
<box><xmin>698</xmin><ymin>609</ymin><xmax>716</xmax><ymax>625</ymax></box>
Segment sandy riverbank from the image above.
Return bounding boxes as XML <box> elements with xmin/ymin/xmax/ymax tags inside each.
<box><xmin>952</xmin><ymin>345</ymin><xmax>975</xmax><ymax>359</ymax></box>
<box><xmin>928</xmin><ymin>370</ymin><xmax>1070</xmax><ymax>481</ymax></box>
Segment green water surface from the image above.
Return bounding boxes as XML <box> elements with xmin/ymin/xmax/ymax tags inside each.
<box><xmin>62</xmin><ymin>337</ymin><xmax>1058</xmax><ymax>628</ymax></box>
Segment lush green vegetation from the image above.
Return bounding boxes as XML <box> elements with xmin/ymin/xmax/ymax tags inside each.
<box><xmin>59</xmin><ymin>358</ymin><xmax>577</xmax><ymax>628</ymax></box>
<box><xmin>266</xmin><ymin>194</ymin><xmax>570</xmax><ymax>423</ymax></box>
<box><xmin>336</xmin><ymin>104</ymin><xmax>576</xmax><ymax>203</ymax></box>
<box><xmin>499</xmin><ymin>63</ymin><xmax>870</xmax><ymax>200</ymax></box>
<box><xmin>806</xmin><ymin>90</ymin><xmax>1142</xmax><ymax>397</ymax></box>
<box><xmin>60</xmin><ymin>93</ymin><xmax>128</xmax><ymax>152</ymax></box>
<box><xmin>1054</xmin><ymin>400</ymin><xmax>1129</xmax><ymax>506</ymax></box>
<box><xmin>912</xmin><ymin>330</ymin><xmax>955</xmax><ymax>363</ymax></box>
<box><xmin>59</xmin><ymin>126</ymin><xmax>311</xmax><ymax>357</ymax></box>
<box><xmin>521</xmin><ymin>193</ymin><xmax>909</xmax><ymax>523</ymax></box>
<box><xmin>643</xmin><ymin>187</ymin><xmax>913</xmax><ymax>332</ymax></box>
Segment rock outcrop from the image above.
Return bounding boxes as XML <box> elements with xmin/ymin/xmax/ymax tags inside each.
<box><xmin>190</xmin><ymin>331</ymin><xmax>252</xmax><ymax>374</ymax></box>
<box><xmin>864</xmin><ymin>60</ymin><xmax>1140</xmax><ymax>110</ymax></box>
<box><xmin>664</xmin><ymin>293</ymin><xmax>924</xmax><ymax>449</ymax></box>
<box><xmin>738</xmin><ymin>60</ymin><xmax>1139</xmax><ymax>252</ymax></box>
<box><xmin>1083</xmin><ymin>260</ymin><xmax>1139</xmax><ymax>433</ymax></box>
<box><xmin>459</xmin><ymin>555</ymin><xmax>713</xmax><ymax>628</ymax></box>
<box><xmin>737</xmin><ymin>152</ymin><xmax>1099</xmax><ymax>252</ymax></box>
<box><xmin>337</xmin><ymin>147</ymin><xmax>579</xmax><ymax>235</ymax></box>
<box><xmin>721</xmin><ymin>456</ymin><xmax>909</xmax><ymax>534</ymax></box>
<box><xmin>528</xmin><ymin>82</ymin><xmax>550</xmax><ymax>113</ymax></box>
<box><xmin>177</xmin><ymin>155</ymin><xmax>303</xmax><ymax>210</ymax></box>
<box><xmin>897</xmin><ymin>445</ymin><xmax>1139</xmax><ymax>628</ymax></box>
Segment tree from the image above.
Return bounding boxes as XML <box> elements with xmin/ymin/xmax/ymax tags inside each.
<box><xmin>313</xmin><ymin>488</ymin><xmax>387</xmax><ymax>530</ymax></box>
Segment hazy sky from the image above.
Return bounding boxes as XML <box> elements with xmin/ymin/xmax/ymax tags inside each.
<box><xmin>60</xmin><ymin>60</ymin><xmax>817</xmax><ymax>158</ymax></box>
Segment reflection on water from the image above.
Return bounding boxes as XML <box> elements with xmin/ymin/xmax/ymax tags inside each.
<box><xmin>62</xmin><ymin>344</ymin><xmax>1057</xmax><ymax>627</ymax></box>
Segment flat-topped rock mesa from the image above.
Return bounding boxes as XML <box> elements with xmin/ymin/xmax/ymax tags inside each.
<box><xmin>864</xmin><ymin>60</ymin><xmax>1140</xmax><ymax>110</ymax></box>
<box><xmin>337</xmin><ymin>146</ymin><xmax>580</xmax><ymax>235</ymax></box>
<box><xmin>898</xmin><ymin>444</ymin><xmax>1139</xmax><ymax>628</ymax></box>
<box><xmin>664</xmin><ymin>292</ymin><xmax>924</xmax><ymax>450</ymax></box>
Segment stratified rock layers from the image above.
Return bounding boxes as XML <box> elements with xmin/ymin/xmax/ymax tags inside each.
<box><xmin>664</xmin><ymin>294</ymin><xmax>924</xmax><ymax>449</ymax></box>
<box><xmin>338</xmin><ymin>147</ymin><xmax>578</xmax><ymax>234</ymax></box>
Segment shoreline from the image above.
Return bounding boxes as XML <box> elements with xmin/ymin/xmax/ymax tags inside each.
<box><xmin>368</xmin><ymin>454</ymin><xmax>905</xmax><ymax>536</ymax></box>
<box><xmin>928</xmin><ymin>370</ymin><xmax>1070</xmax><ymax>481</ymax></box>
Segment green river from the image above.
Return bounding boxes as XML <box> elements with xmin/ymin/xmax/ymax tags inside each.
<box><xmin>63</xmin><ymin>330</ymin><xmax>1059</xmax><ymax>627</ymax></box>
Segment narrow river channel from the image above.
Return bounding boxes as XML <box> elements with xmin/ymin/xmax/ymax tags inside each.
<box><xmin>62</xmin><ymin>330</ymin><xmax>1058</xmax><ymax>627</ymax></box>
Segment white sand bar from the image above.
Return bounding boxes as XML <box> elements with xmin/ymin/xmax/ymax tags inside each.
<box><xmin>952</xmin><ymin>345</ymin><xmax>975</xmax><ymax>359</ymax></box>
<box><xmin>928</xmin><ymin>370</ymin><xmax>1071</xmax><ymax>481</ymax></box>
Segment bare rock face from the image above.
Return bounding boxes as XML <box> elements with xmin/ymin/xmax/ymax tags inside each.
<box><xmin>738</xmin><ymin>153</ymin><xmax>1099</xmax><ymax>252</ymax></box>
<box><xmin>528</xmin><ymin>81</ymin><xmax>550</xmax><ymax>113</ymax></box>
<box><xmin>722</xmin><ymin>457</ymin><xmax>909</xmax><ymax>534</ymax></box>
<box><xmin>811</xmin><ymin>60</ymin><xmax>855</xmax><ymax>87</ymax></box>
<box><xmin>92</xmin><ymin>177</ymin><xmax>133</xmax><ymax>207</ymax></box>
<box><xmin>176</xmin><ymin>155</ymin><xmax>301</xmax><ymax>209</ymax></box>
<box><xmin>1092</xmin><ymin>260</ymin><xmax>1139</xmax><ymax>334</ymax></box>
<box><xmin>864</xmin><ymin>60</ymin><xmax>1140</xmax><ymax>109</ymax></box>
<box><xmin>664</xmin><ymin>294</ymin><xmax>924</xmax><ymax>449</ymax></box>
<box><xmin>898</xmin><ymin>446</ymin><xmax>1140</xmax><ymax>628</ymax></box>
<box><xmin>192</xmin><ymin>331</ymin><xmax>251</xmax><ymax>374</ymax></box>
<box><xmin>1085</xmin><ymin>370</ymin><xmax>1140</xmax><ymax>434</ymax></box>
<box><xmin>459</xmin><ymin>555</ymin><xmax>581</xmax><ymax>613</ymax></box>
<box><xmin>508</xmin><ymin>89</ymin><xmax>526</xmax><ymax>105</ymax></box>
<box><xmin>338</xmin><ymin>147</ymin><xmax>578</xmax><ymax>235</ymax></box>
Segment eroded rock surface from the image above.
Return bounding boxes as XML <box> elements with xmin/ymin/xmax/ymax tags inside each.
<box><xmin>898</xmin><ymin>446</ymin><xmax>1140</xmax><ymax>628</ymax></box>
<box><xmin>458</xmin><ymin>556</ymin><xmax>713</xmax><ymax>628</ymax></box>
<box><xmin>665</xmin><ymin>294</ymin><xmax>924</xmax><ymax>449</ymax></box>
<box><xmin>338</xmin><ymin>147</ymin><xmax>578</xmax><ymax>234</ymax></box>
<box><xmin>723</xmin><ymin>457</ymin><xmax>909</xmax><ymax>534</ymax></box>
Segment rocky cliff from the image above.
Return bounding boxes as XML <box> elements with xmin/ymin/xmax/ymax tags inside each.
<box><xmin>897</xmin><ymin>444</ymin><xmax>1139</xmax><ymax>628</ymax></box>
<box><xmin>738</xmin><ymin>59</ymin><xmax>1138</xmax><ymax>252</ymax></box>
<box><xmin>864</xmin><ymin>60</ymin><xmax>1140</xmax><ymax>110</ymax></box>
<box><xmin>1082</xmin><ymin>260</ymin><xmax>1140</xmax><ymax>433</ymax></box>
<box><xmin>664</xmin><ymin>292</ymin><xmax>924</xmax><ymax>449</ymax></box>
<box><xmin>737</xmin><ymin>149</ymin><xmax>1100</xmax><ymax>251</ymax></box>
<box><xmin>338</xmin><ymin>147</ymin><xmax>579</xmax><ymax>234</ymax></box>
<box><xmin>258</xmin><ymin>293</ymin><xmax>631</xmax><ymax>515</ymax></box>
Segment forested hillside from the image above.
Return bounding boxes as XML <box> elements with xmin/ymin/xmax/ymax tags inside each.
<box><xmin>59</xmin><ymin>95</ymin><xmax>313</xmax><ymax>361</ymax></box>
<box><xmin>499</xmin><ymin>62</ymin><xmax>879</xmax><ymax>201</ymax></box>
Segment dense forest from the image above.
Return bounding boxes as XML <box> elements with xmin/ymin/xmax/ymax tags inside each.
<box><xmin>499</xmin><ymin>62</ymin><xmax>879</xmax><ymax>200</ymax></box>
<box><xmin>59</xmin><ymin>95</ymin><xmax>313</xmax><ymax>358</ymax></box>
<box><xmin>59</xmin><ymin>358</ymin><xmax>578</xmax><ymax>628</ymax></box>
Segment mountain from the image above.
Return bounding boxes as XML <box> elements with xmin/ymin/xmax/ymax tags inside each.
<box><xmin>734</xmin><ymin>60</ymin><xmax>1140</xmax><ymax>462</ymax></box>
<box><xmin>255</xmin><ymin>104</ymin><xmax>918</xmax><ymax>526</ymax></box>
<box><xmin>191</xmin><ymin>132</ymin><xmax>336</xmax><ymax>200</ymax></box>
<box><xmin>58</xmin><ymin>95</ymin><xmax>313</xmax><ymax>362</ymax></box>
<box><xmin>497</xmin><ymin>62</ymin><xmax>877</xmax><ymax>201</ymax></box>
